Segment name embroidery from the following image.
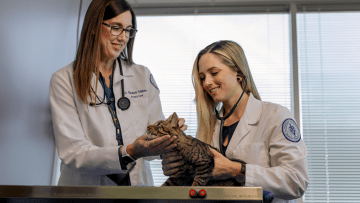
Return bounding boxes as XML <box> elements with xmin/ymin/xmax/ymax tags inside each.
<box><xmin>124</xmin><ymin>89</ymin><xmax>147</xmax><ymax>99</ymax></box>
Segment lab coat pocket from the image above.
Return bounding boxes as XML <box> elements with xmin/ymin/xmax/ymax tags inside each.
<box><xmin>233</xmin><ymin>142</ymin><xmax>269</xmax><ymax>167</ymax></box>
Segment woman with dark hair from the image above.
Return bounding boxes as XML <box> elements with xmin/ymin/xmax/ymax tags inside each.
<box><xmin>50</xmin><ymin>0</ymin><xmax>184</xmax><ymax>186</ymax></box>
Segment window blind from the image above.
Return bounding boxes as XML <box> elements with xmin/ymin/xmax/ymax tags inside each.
<box><xmin>134</xmin><ymin>13</ymin><xmax>291</xmax><ymax>186</ymax></box>
<box><xmin>298</xmin><ymin>11</ymin><xmax>360</xmax><ymax>202</ymax></box>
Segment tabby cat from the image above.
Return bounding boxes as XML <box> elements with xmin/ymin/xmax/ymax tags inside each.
<box><xmin>146</xmin><ymin>112</ymin><xmax>242</xmax><ymax>187</ymax></box>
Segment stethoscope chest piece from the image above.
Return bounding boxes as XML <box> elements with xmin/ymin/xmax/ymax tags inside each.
<box><xmin>117</xmin><ymin>58</ymin><xmax>131</xmax><ymax>111</ymax></box>
<box><xmin>117</xmin><ymin>97</ymin><xmax>130</xmax><ymax>110</ymax></box>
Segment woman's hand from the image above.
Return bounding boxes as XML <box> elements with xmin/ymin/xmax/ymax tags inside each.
<box><xmin>209</xmin><ymin>148</ymin><xmax>242</xmax><ymax>180</ymax></box>
<box><xmin>178</xmin><ymin>118</ymin><xmax>187</xmax><ymax>131</ymax></box>
<box><xmin>127</xmin><ymin>134</ymin><xmax>177</xmax><ymax>159</ymax></box>
<box><xmin>160</xmin><ymin>117</ymin><xmax>186</xmax><ymax>176</ymax></box>
<box><xmin>161</xmin><ymin>151</ymin><xmax>184</xmax><ymax>176</ymax></box>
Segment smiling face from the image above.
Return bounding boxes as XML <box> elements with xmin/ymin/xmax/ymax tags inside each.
<box><xmin>198</xmin><ymin>53</ymin><xmax>241</xmax><ymax>104</ymax></box>
<box><xmin>100</xmin><ymin>10</ymin><xmax>132</xmax><ymax>63</ymax></box>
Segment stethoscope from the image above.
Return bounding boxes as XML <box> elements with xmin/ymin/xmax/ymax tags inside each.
<box><xmin>90</xmin><ymin>57</ymin><xmax>130</xmax><ymax>110</ymax></box>
<box><xmin>216</xmin><ymin>74</ymin><xmax>247</xmax><ymax>156</ymax></box>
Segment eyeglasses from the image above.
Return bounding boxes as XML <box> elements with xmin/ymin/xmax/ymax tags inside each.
<box><xmin>102</xmin><ymin>22</ymin><xmax>137</xmax><ymax>38</ymax></box>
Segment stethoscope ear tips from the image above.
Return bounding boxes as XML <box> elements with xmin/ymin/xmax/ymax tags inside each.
<box><xmin>237</xmin><ymin>73</ymin><xmax>246</xmax><ymax>82</ymax></box>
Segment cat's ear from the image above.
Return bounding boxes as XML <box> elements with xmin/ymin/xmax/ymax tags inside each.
<box><xmin>166</xmin><ymin>112</ymin><xmax>179</xmax><ymax>128</ymax></box>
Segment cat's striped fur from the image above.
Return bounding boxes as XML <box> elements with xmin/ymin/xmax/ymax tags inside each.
<box><xmin>146</xmin><ymin>112</ymin><xmax>241</xmax><ymax>186</ymax></box>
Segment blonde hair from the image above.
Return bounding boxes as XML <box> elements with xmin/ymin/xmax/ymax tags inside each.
<box><xmin>192</xmin><ymin>40</ymin><xmax>261</xmax><ymax>144</ymax></box>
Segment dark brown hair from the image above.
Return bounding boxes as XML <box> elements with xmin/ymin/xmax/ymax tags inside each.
<box><xmin>74</xmin><ymin>0</ymin><xmax>137</xmax><ymax>104</ymax></box>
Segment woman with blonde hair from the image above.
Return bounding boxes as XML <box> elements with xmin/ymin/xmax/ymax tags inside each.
<box><xmin>162</xmin><ymin>40</ymin><xmax>308</xmax><ymax>202</ymax></box>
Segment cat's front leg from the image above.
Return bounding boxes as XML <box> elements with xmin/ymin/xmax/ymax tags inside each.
<box><xmin>192</xmin><ymin>174</ymin><xmax>212</xmax><ymax>186</ymax></box>
<box><xmin>191</xmin><ymin>164</ymin><xmax>213</xmax><ymax>186</ymax></box>
<box><xmin>191</xmin><ymin>147</ymin><xmax>214</xmax><ymax>186</ymax></box>
<box><xmin>162</xmin><ymin>176</ymin><xmax>187</xmax><ymax>186</ymax></box>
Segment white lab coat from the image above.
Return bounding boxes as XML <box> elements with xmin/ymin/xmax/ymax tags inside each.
<box><xmin>212</xmin><ymin>93</ymin><xmax>309</xmax><ymax>203</ymax></box>
<box><xmin>49</xmin><ymin>59</ymin><xmax>165</xmax><ymax>186</ymax></box>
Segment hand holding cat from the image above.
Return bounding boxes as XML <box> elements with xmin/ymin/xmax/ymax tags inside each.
<box><xmin>209</xmin><ymin>148</ymin><xmax>242</xmax><ymax>180</ymax></box>
<box><xmin>178</xmin><ymin>118</ymin><xmax>188</xmax><ymax>131</ymax></box>
<box><xmin>127</xmin><ymin>134</ymin><xmax>178</xmax><ymax>159</ymax></box>
<box><xmin>161</xmin><ymin>151</ymin><xmax>184</xmax><ymax>176</ymax></box>
<box><xmin>161</xmin><ymin>116</ymin><xmax>187</xmax><ymax>176</ymax></box>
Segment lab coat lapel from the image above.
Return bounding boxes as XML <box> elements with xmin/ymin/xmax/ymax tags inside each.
<box><xmin>212</xmin><ymin>114</ymin><xmax>222</xmax><ymax>149</ymax></box>
<box><xmin>113</xmin><ymin>59</ymin><xmax>125</xmax><ymax>100</ymax></box>
<box><xmin>112</xmin><ymin>59</ymin><xmax>136</xmax><ymax>145</ymax></box>
<box><xmin>226</xmin><ymin>93</ymin><xmax>262</xmax><ymax>158</ymax></box>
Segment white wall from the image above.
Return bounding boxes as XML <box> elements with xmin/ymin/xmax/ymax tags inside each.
<box><xmin>0</xmin><ymin>0</ymin><xmax>80</xmax><ymax>185</ymax></box>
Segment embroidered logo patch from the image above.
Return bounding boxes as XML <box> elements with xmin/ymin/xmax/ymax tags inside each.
<box><xmin>282</xmin><ymin>118</ymin><xmax>301</xmax><ymax>142</ymax></box>
<box><xmin>150</xmin><ymin>74</ymin><xmax>159</xmax><ymax>90</ymax></box>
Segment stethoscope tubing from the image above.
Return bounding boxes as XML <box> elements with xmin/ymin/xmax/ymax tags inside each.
<box><xmin>89</xmin><ymin>57</ymin><xmax>130</xmax><ymax>110</ymax></box>
<box><xmin>216</xmin><ymin>75</ymin><xmax>248</xmax><ymax>156</ymax></box>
